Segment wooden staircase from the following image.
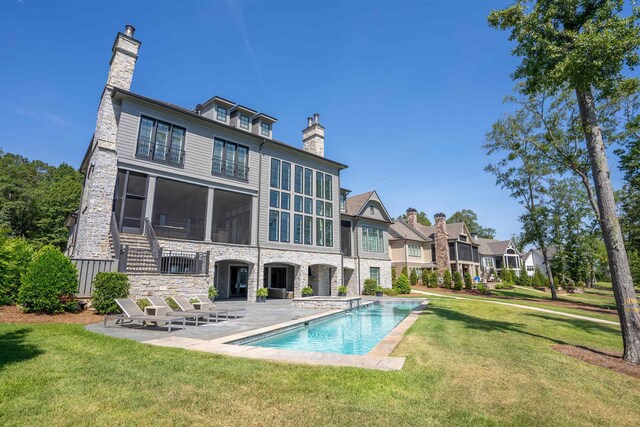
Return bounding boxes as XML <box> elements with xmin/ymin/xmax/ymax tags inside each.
<box><xmin>120</xmin><ymin>233</ymin><xmax>158</xmax><ymax>273</ymax></box>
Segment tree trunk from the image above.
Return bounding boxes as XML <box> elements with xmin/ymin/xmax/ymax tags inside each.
<box><xmin>539</xmin><ymin>241</ymin><xmax>557</xmax><ymax>300</ymax></box>
<box><xmin>576</xmin><ymin>88</ymin><xmax>640</xmax><ymax>364</ymax></box>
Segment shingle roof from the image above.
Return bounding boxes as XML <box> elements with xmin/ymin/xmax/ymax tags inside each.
<box><xmin>476</xmin><ymin>237</ymin><xmax>515</xmax><ymax>256</ymax></box>
<box><xmin>343</xmin><ymin>191</ymin><xmax>375</xmax><ymax>215</ymax></box>
<box><xmin>389</xmin><ymin>220</ymin><xmax>428</xmax><ymax>241</ymax></box>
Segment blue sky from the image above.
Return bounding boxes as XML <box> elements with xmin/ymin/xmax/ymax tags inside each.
<box><xmin>0</xmin><ymin>0</ymin><xmax>628</xmax><ymax>240</ymax></box>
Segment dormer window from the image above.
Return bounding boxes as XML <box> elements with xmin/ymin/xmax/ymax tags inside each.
<box><xmin>240</xmin><ymin>114</ymin><xmax>250</xmax><ymax>130</ymax></box>
<box><xmin>216</xmin><ymin>106</ymin><xmax>228</xmax><ymax>122</ymax></box>
<box><xmin>340</xmin><ymin>193</ymin><xmax>346</xmax><ymax>211</ymax></box>
<box><xmin>369</xmin><ymin>205</ymin><xmax>374</xmax><ymax>215</ymax></box>
<box><xmin>459</xmin><ymin>234</ymin><xmax>467</xmax><ymax>242</ymax></box>
<box><xmin>260</xmin><ymin>122</ymin><xmax>271</xmax><ymax>137</ymax></box>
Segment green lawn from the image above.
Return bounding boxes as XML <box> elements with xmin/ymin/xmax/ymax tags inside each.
<box><xmin>1</xmin><ymin>299</ymin><xmax>639</xmax><ymax>426</ymax></box>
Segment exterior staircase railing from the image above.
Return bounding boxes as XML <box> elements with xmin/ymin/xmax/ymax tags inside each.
<box><xmin>144</xmin><ymin>217</ymin><xmax>162</xmax><ymax>272</ymax></box>
<box><xmin>110</xmin><ymin>212</ymin><xmax>126</xmax><ymax>272</ymax></box>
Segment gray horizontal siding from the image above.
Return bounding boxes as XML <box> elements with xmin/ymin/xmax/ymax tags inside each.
<box><xmin>354</xmin><ymin>218</ymin><xmax>390</xmax><ymax>260</ymax></box>
<box><xmin>116</xmin><ymin>99</ymin><xmax>260</xmax><ymax>191</ymax></box>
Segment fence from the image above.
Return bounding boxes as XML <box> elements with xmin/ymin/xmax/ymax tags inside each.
<box><xmin>72</xmin><ymin>258</ymin><xmax>118</xmax><ymax>297</ymax></box>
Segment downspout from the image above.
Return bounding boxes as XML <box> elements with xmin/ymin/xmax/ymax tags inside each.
<box><xmin>256</xmin><ymin>140</ymin><xmax>266</xmax><ymax>299</ymax></box>
<box><xmin>404</xmin><ymin>239</ymin><xmax>408</xmax><ymax>275</ymax></box>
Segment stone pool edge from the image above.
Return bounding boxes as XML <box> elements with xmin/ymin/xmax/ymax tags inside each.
<box><xmin>142</xmin><ymin>298</ymin><xmax>428</xmax><ymax>371</ymax></box>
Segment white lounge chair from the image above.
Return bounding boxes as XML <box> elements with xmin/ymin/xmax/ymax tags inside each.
<box><xmin>105</xmin><ymin>298</ymin><xmax>186</xmax><ymax>332</ymax></box>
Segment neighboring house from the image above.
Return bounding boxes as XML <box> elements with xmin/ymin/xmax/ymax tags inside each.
<box><xmin>522</xmin><ymin>248</ymin><xmax>557</xmax><ymax>277</ymax></box>
<box><xmin>340</xmin><ymin>190</ymin><xmax>393</xmax><ymax>294</ymax></box>
<box><xmin>67</xmin><ymin>25</ymin><xmax>391</xmax><ymax>301</ymax></box>
<box><xmin>476</xmin><ymin>238</ymin><xmax>522</xmax><ymax>278</ymax></box>
<box><xmin>388</xmin><ymin>209</ymin><xmax>482</xmax><ymax>278</ymax></box>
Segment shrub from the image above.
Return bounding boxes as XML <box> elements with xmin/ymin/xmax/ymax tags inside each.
<box><xmin>302</xmin><ymin>286</ymin><xmax>313</xmax><ymax>296</ymax></box>
<box><xmin>519</xmin><ymin>268</ymin><xmax>531</xmax><ymax>286</ymax></box>
<box><xmin>0</xmin><ymin>236</ymin><xmax>34</xmax><ymax>304</ymax></box>
<box><xmin>394</xmin><ymin>274</ymin><xmax>411</xmax><ymax>294</ymax></box>
<box><xmin>453</xmin><ymin>271</ymin><xmax>463</xmax><ymax>290</ymax></box>
<box><xmin>256</xmin><ymin>287</ymin><xmax>268</xmax><ymax>297</ymax></box>
<box><xmin>430</xmin><ymin>271</ymin><xmax>439</xmax><ymax>288</ymax></box>
<box><xmin>375</xmin><ymin>286</ymin><xmax>384</xmax><ymax>294</ymax></box>
<box><xmin>477</xmin><ymin>284</ymin><xmax>488</xmax><ymax>294</ymax></box>
<box><xmin>91</xmin><ymin>272</ymin><xmax>130</xmax><ymax>314</ymax></box>
<box><xmin>383</xmin><ymin>287</ymin><xmax>398</xmax><ymax>296</ymax></box>
<box><xmin>363</xmin><ymin>278</ymin><xmax>378</xmax><ymax>295</ymax></box>
<box><xmin>409</xmin><ymin>269</ymin><xmax>418</xmax><ymax>286</ymax></box>
<box><xmin>208</xmin><ymin>286</ymin><xmax>218</xmax><ymax>299</ymax></box>
<box><xmin>464</xmin><ymin>273</ymin><xmax>472</xmax><ymax>290</ymax></box>
<box><xmin>391</xmin><ymin>267</ymin><xmax>397</xmax><ymax>286</ymax></box>
<box><xmin>421</xmin><ymin>269</ymin><xmax>430</xmax><ymax>287</ymax></box>
<box><xmin>338</xmin><ymin>285</ymin><xmax>348</xmax><ymax>294</ymax></box>
<box><xmin>532</xmin><ymin>267</ymin><xmax>547</xmax><ymax>287</ymax></box>
<box><xmin>442</xmin><ymin>270</ymin><xmax>452</xmax><ymax>288</ymax></box>
<box><xmin>401</xmin><ymin>267</ymin><xmax>407</xmax><ymax>276</ymax></box>
<box><xmin>17</xmin><ymin>245</ymin><xmax>78</xmax><ymax>314</ymax></box>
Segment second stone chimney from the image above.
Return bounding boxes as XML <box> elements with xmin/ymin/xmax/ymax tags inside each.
<box><xmin>434</xmin><ymin>213</ymin><xmax>451</xmax><ymax>277</ymax></box>
<box><xmin>302</xmin><ymin>113</ymin><xmax>325</xmax><ymax>157</ymax></box>
<box><xmin>406</xmin><ymin>208</ymin><xmax>418</xmax><ymax>228</ymax></box>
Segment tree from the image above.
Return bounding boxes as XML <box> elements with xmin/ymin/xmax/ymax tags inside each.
<box><xmin>464</xmin><ymin>273</ymin><xmax>473</xmax><ymax>290</ymax></box>
<box><xmin>409</xmin><ymin>269</ymin><xmax>418</xmax><ymax>286</ymax></box>
<box><xmin>485</xmin><ymin>109</ymin><xmax>559</xmax><ymax>299</ymax></box>
<box><xmin>519</xmin><ymin>264</ymin><xmax>531</xmax><ymax>286</ymax></box>
<box><xmin>447</xmin><ymin>209</ymin><xmax>496</xmax><ymax>238</ymax></box>
<box><xmin>453</xmin><ymin>271</ymin><xmax>463</xmax><ymax>290</ymax></box>
<box><xmin>0</xmin><ymin>150</ymin><xmax>82</xmax><ymax>250</ymax></box>
<box><xmin>397</xmin><ymin>210</ymin><xmax>432</xmax><ymax>226</ymax></box>
<box><xmin>421</xmin><ymin>269</ymin><xmax>430</xmax><ymax>287</ymax></box>
<box><xmin>442</xmin><ymin>269</ymin><xmax>452</xmax><ymax>288</ymax></box>
<box><xmin>489</xmin><ymin>0</ymin><xmax>640</xmax><ymax>363</ymax></box>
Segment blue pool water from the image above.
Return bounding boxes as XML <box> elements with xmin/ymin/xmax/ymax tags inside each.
<box><xmin>240</xmin><ymin>301</ymin><xmax>421</xmax><ymax>355</ymax></box>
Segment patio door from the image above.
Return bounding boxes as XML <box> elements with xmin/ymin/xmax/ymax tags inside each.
<box><xmin>229</xmin><ymin>266</ymin><xmax>248</xmax><ymax>297</ymax></box>
<box><xmin>114</xmin><ymin>170</ymin><xmax>148</xmax><ymax>234</ymax></box>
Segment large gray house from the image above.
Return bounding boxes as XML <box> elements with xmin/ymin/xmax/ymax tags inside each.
<box><xmin>67</xmin><ymin>25</ymin><xmax>391</xmax><ymax>301</ymax></box>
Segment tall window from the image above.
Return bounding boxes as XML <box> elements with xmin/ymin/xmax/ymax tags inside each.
<box><xmin>281</xmin><ymin>212</ymin><xmax>290</xmax><ymax>243</ymax></box>
<box><xmin>316</xmin><ymin>218</ymin><xmax>325</xmax><ymax>246</ymax></box>
<box><xmin>362</xmin><ymin>227</ymin><xmax>384</xmax><ymax>253</ymax></box>
<box><xmin>325</xmin><ymin>220</ymin><xmax>333</xmax><ymax>247</ymax></box>
<box><xmin>370</xmin><ymin>267</ymin><xmax>381</xmax><ymax>285</ymax></box>
<box><xmin>304</xmin><ymin>216</ymin><xmax>313</xmax><ymax>245</ymax></box>
<box><xmin>340</xmin><ymin>193</ymin><xmax>346</xmax><ymax>211</ymax></box>
<box><xmin>239</xmin><ymin>114</ymin><xmax>250</xmax><ymax>130</ymax></box>
<box><xmin>294</xmin><ymin>195</ymin><xmax>303</xmax><ymax>212</ymax></box>
<box><xmin>324</xmin><ymin>175</ymin><xmax>332</xmax><ymax>200</ymax></box>
<box><xmin>211</xmin><ymin>189</ymin><xmax>252</xmax><ymax>245</ymax></box>
<box><xmin>136</xmin><ymin>116</ymin><xmax>186</xmax><ymax>167</ymax></box>
<box><xmin>316</xmin><ymin>171</ymin><xmax>324</xmax><ymax>199</ymax></box>
<box><xmin>304</xmin><ymin>168</ymin><xmax>313</xmax><ymax>196</ymax></box>
<box><xmin>294</xmin><ymin>215</ymin><xmax>303</xmax><ymax>244</ymax></box>
<box><xmin>270</xmin><ymin>159</ymin><xmax>280</xmax><ymax>188</ymax></box>
<box><xmin>281</xmin><ymin>162</ymin><xmax>291</xmax><ymax>191</ymax></box>
<box><xmin>260</xmin><ymin>122</ymin><xmax>271</xmax><ymax>137</ymax></box>
<box><xmin>212</xmin><ymin>138</ymin><xmax>249</xmax><ymax>180</ymax></box>
<box><xmin>294</xmin><ymin>166</ymin><xmax>303</xmax><ymax>193</ymax></box>
<box><xmin>216</xmin><ymin>106</ymin><xmax>228</xmax><ymax>122</ymax></box>
<box><xmin>269</xmin><ymin>210</ymin><xmax>279</xmax><ymax>241</ymax></box>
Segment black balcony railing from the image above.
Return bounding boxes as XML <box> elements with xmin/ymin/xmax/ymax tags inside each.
<box><xmin>212</xmin><ymin>158</ymin><xmax>249</xmax><ymax>181</ymax></box>
<box><xmin>159</xmin><ymin>250</ymin><xmax>209</xmax><ymax>275</ymax></box>
<box><xmin>136</xmin><ymin>139</ymin><xmax>185</xmax><ymax>168</ymax></box>
<box><xmin>152</xmin><ymin>220</ymin><xmax>205</xmax><ymax>241</ymax></box>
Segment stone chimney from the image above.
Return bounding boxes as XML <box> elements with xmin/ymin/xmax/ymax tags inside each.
<box><xmin>73</xmin><ymin>25</ymin><xmax>141</xmax><ymax>259</ymax></box>
<box><xmin>302</xmin><ymin>113</ymin><xmax>325</xmax><ymax>157</ymax></box>
<box><xmin>406</xmin><ymin>208</ymin><xmax>418</xmax><ymax>228</ymax></box>
<box><xmin>434</xmin><ymin>213</ymin><xmax>450</xmax><ymax>276</ymax></box>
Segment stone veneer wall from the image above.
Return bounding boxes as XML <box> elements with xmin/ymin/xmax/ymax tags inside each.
<box><xmin>358</xmin><ymin>257</ymin><xmax>392</xmax><ymax>289</ymax></box>
<box><xmin>128</xmin><ymin>274</ymin><xmax>209</xmax><ymax>299</ymax></box>
<box><xmin>302</xmin><ymin>121</ymin><xmax>325</xmax><ymax>157</ymax></box>
<box><xmin>434</xmin><ymin>214</ymin><xmax>450</xmax><ymax>276</ymax></box>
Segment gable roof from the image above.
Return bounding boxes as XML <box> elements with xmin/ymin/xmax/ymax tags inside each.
<box><xmin>526</xmin><ymin>247</ymin><xmax>557</xmax><ymax>259</ymax></box>
<box><xmin>389</xmin><ymin>220</ymin><xmax>428</xmax><ymax>241</ymax></box>
<box><xmin>343</xmin><ymin>190</ymin><xmax>393</xmax><ymax>222</ymax></box>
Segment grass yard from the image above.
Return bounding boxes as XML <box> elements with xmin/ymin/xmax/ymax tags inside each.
<box><xmin>1</xmin><ymin>299</ymin><xmax>639</xmax><ymax>426</ymax></box>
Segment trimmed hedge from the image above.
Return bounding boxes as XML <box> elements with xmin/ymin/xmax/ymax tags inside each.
<box><xmin>91</xmin><ymin>272</ymin><xmax>130</xmax><ymax>314</ymax></box>
<box><xmin>17</xmin><ymin>245</ymin><xmax>78</xmax><ymax>314</ymax></box>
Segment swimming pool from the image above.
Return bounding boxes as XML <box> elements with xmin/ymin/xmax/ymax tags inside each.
<box><xmin>237</xmin><ymin>300</ymin><xmax>422</xmax><ymax>355</ymax></box>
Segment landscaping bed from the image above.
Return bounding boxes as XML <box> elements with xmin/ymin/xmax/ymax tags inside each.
<box><xmin>0</xmin><ymin>304</ymin><xmax>101</xmax><ymax>325</ymax></box>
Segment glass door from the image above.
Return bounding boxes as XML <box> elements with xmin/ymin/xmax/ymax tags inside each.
<box><xmin>230</xmin><ymin>266</ymin><xmax>248</xmax><ymax>297</ymax></box>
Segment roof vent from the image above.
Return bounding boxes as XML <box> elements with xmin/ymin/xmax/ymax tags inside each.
<box><xmin>124</xmin><ymin>24</ymin><xmax>135</xmax><ymax>37</ymax></box>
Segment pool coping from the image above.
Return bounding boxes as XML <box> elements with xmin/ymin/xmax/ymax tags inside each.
<box><xmin>142</xmin><ymin>298</ymin><xmax>429</xmax><ymax>371</ymax></box>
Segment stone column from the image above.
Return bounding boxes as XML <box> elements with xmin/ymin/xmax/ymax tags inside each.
<box><xmin>246</xmin><ymin>264</ymin><xmax>257</xmax><ymax>302</ymax></box>
<box><xmin>302</xmin><ymin>114</ymin><xmax>325</xmax><ymax>157</ymax></box>
<box><xmin>144</xmin><ymin>175</ymin><xmax>156</xmax><ymax>225</ymax></box>
<box><xmin>294</xmin><ymin>264</ymin><xmax>308</xmax><ymax>298</ymax></box>
<box><xmin>73</xmin><ymin>25</ymin><xmax>141</xmax><ymax>259</ymax></box>
<box><xmin>406</xmin><ymin>208</ymin><xmax>418</xmax><ymax>228</ymax></box>
<box><xmin>434</xmin><ymin>213</ymin><xmax>450</xmax><ymax>276</ymax></box>
<box><xmin>330</xmin><ymin>266</ymin><xmax>341</xmax><ymax>296</ymax></box>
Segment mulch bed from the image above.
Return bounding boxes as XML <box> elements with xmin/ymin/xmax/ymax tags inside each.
<box><xmin>0</xmin><ymin>305</ymin><xmax>102</xmax><ymax>325</ymax></box>
<box><xmin>553</xmin><ymin>344</ymin><xmax>640</xmax><ymax>379</ymax></box>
